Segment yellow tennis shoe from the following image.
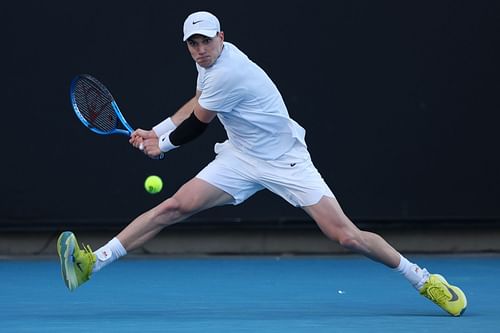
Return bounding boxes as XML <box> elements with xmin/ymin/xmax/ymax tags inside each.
<box><xmin>420</xmin><ymin>274</ymin><xmax>467</xmax><ymax>316</ymax></box>
<box><xmin>57</xmin><ymin>231</ymin><xmax>96</xmax><ymax>291</ymax></box>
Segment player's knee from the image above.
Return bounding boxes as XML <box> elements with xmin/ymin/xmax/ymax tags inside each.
<box><xmin>152</xmin><ymin>197</ymin><xmax>184</xmax><ymax>225</ymax></box>
<box><xmin>338</xmin><ymin>232</ymin><xmax>363</xmax><ymax>252</ymax></box>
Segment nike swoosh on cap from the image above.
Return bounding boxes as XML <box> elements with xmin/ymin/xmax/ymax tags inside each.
<box><xmin>192</xmin><ymin>20</ymin><xmax>203</xmax><ymax>24</ymax></box>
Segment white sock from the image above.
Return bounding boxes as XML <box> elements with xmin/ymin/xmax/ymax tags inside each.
<box><xmin>92</xmin><ymin>237</ymin><xmax>127</xmax><ymax>273</ymax></box>
<box><xmin>395</xmin><ymin>255</ymin><xmax>430</xmax><ymax>290</ymax></box>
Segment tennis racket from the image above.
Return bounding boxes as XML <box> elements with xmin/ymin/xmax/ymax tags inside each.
<box><xmin>70</xmin><ymin>74</ymin><xmax>163</xmax><ymax>159</ymax></box>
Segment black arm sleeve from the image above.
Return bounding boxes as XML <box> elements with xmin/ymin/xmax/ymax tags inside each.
<box><xmin>169</xmin><ymin>112</ymin><xmax>210</xmax><ymax>146</ymax></box>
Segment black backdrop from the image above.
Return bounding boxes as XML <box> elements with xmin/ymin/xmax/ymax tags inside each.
<box><xmin>2</xmin><ymin>0</ymin><xmax>499</xmax><ymax>226</ymax></box>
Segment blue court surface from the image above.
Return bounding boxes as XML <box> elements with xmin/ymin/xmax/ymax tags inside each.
<box><xmin>1</xmin><ymin>255</ymin><xmax>499</xmax><ymax>332</ymax></box>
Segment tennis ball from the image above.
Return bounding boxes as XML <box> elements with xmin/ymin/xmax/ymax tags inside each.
<box><xmin>144</xmin><ymin>175</ymin><xmax>163</xmax><ymax>194</ymax></box>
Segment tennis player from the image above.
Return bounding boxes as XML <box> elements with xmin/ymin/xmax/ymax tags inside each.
<box><xmin>57</xmin><ymin>11</ymin><xmax>467</xmax><ymax>316</ymax></box>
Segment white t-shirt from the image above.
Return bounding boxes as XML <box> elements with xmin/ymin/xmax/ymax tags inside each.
<box><xmin>196</xmin><ymin>42</ymin><xmax>306</xmax><ymax>160</ymax></box>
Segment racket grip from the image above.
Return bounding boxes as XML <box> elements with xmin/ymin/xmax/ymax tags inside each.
<box><xmin>139</xmin><ymin>143</ymin><xmax>144</xmax><ymax>150</ymax></box>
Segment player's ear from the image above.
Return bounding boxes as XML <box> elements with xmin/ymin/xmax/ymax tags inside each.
<box><xmin>218</xmin><ymin>31</ymin><xmax>224</xmax><ymax>41</ymax></box>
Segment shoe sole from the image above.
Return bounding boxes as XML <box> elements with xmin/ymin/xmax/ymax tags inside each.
<box><xmin>434</xmin><ymin>274</ymin><xmax>467</xmax><ymax>316</ymax></box>
<box><xmin>57</xmin><ymin>231</ymin><xmax>78</xmax><ymax>291</ymax></box>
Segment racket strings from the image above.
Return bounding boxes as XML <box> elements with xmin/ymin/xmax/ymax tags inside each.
<box><xmin>73</xmin><ymin>79</ymin><xmax>118</xmax><ymax>133</ymax></box>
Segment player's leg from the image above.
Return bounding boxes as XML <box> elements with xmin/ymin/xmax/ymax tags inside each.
<box><xmin>116</xmin><ymin>177</ymin><xmax>233</xmax><ymax>251</ymax></box>
<box><xmin>57</xmin><ymin>177</ymin><xmax>233</xmax><ymax>291</ymax></box>
<box><xmin>57</xmin><ymin>140</ymin><xmax>263</xmax><ymax>291</ymax></box>
<box><xmin>302</xmin><ymin>196</ymin><xmax>400</xmax><ymax>267</ymax></box>
<box><xmin>302</xmin><ymin>196</ymin><xmax>467</xmax><ymax>316</ymax></box>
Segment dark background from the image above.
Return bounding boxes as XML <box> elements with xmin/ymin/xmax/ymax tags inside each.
<box><xmin>2</xmin><ymin>0</ymin><xmax>499</xmax><ymax>227</ymax></box>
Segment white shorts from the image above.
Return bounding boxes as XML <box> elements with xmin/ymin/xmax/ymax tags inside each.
<box><xmin>196</xmin><ymin>140</ymin><xmax>335</xmax><ymax>207</ymax></box>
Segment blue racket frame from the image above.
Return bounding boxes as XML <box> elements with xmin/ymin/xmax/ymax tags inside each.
<box><xmin>70</xmin><ymin>74</ymin><xmax>164</xmax><ymax>159</ymax></box>
<box><xmin>70</xmin><ymin>75</ymin><xmax>133</xmax><ymax>136</ymax></box>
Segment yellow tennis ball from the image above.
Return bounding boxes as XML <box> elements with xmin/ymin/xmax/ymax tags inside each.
<box><xmin>144</xmin><ymin>175</ymin><xmax>163</xmax><ymax>194</ymax></box>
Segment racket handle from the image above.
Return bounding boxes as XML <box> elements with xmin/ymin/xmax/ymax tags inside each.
<box><xmin>139</xmin><ymin>143</ymin><xmax>144</xmax><ymax>150</ymax></box>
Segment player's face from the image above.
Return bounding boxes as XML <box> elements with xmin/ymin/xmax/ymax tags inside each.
<box><xmin>186</xmin><ymin>32</ymin><xmax>224</xmax><ymax>68</ymax></box>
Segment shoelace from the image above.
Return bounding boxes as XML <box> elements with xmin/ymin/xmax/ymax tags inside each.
<box><xmin>77</xmin><ymin>243</ymin><xmax>96</xmax><ymax>275</ymax></box>
<box><xmin>82</xmin><ymin>243</ymin><xmax>93</xmax><ymax>255</ymax></box>
<box><xmin>425</xmin><ymin>284</ymin><xmax>450</xmax><ymax>305</ymax></box>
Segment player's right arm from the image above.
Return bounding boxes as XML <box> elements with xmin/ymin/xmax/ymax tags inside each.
<box><xmin>170</xmin><ymin>90</ymin><xmax>203</xmax><ymax>126</ymax></box>
<box><xmin>129</xmin><ymin>90</ymin><xmax>203</xmax><ymax>155</ymax></box>
<box><xmin>130</xmin><ymin>90</ymin><xmax>215</xmax><ymax>158</ymax></box>
<box><xmin>155</xmin><ymin>94</ymin><xmax>216</xmax><ymax>154</ymax></box>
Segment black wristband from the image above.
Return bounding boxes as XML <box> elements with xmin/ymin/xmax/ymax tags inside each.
<box><xmin>169</xmin><ymin>112</ymin><xmax>209</xmax><ymax>146</ymax></box>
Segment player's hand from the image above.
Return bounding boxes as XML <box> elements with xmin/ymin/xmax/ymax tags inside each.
<box><xmin>130</xmin><ymin>129</ymin><xmax>163</xmax><ymax>159</ymax></box>
<box><xmin>129</xmin><ymin>129</ymin><xmax>145</xmax><ymax>149</ymax></box>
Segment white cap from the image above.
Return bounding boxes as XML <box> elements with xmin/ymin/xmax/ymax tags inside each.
<box><xmin>183</xmin><ymin>11</ymin><xmax>220</xmax><ymax>41</ymax></box>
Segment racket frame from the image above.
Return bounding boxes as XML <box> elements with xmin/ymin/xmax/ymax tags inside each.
<box><xmin>70</xmin><ymin>74</ymin><xmax>133</xmax><ymax>136</ymax></box>
<box><xmin>70</xmin><ymin>74</ymin><xmax>164</xmax><ymax>159</ymax></box>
